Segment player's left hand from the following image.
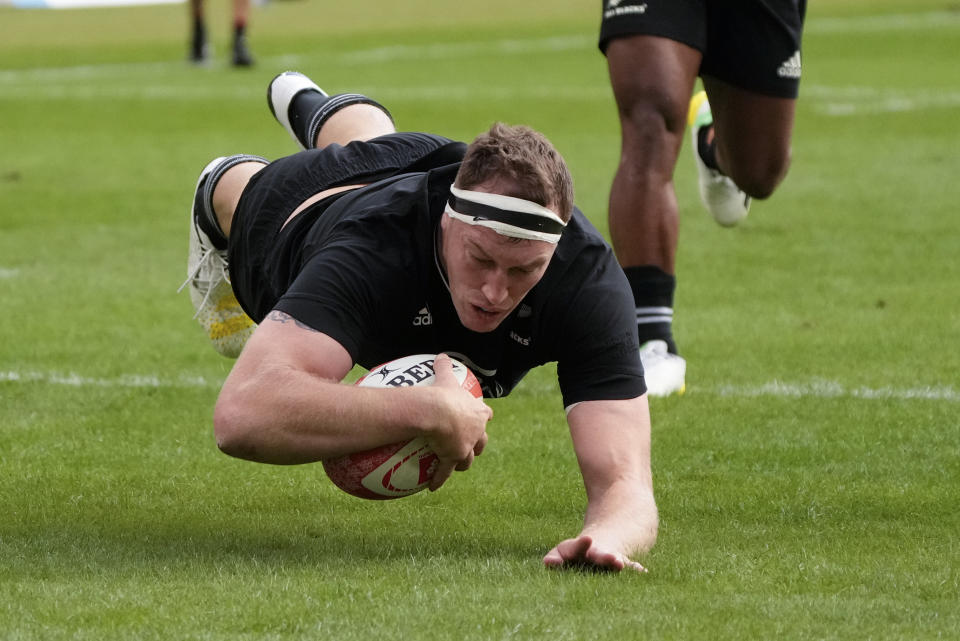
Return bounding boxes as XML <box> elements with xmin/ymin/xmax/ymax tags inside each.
<box><xmin>543</xmin><ymin>535</ymin><xmax>647</xmax><ymax>573</ymax></box>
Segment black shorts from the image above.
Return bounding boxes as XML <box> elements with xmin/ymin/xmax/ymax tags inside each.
<box><xmin>599</xmin><ymin>0</ymin><xmax>806</xmax><ymax>99</ymax></box>
<box><xmin>228</xmin><ymin>132</ymin><xmax>466</xmax><ymax>321</ymax></box>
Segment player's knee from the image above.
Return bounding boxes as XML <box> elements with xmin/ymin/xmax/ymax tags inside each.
<box><xmin>620</xmin><ymin>93</ymin><xmax>687</xmax><ymax>139</ymax></box>
<box><xmin>311</xmin><ymin>95</ymin><xmax>394</xmax><ymax>148</ymax></box>
<box><xmin>205</xmin><ymin>155</ymin><xmax>268</xmax><ymax>232</ymax></box>
<box><xmin>617</xmin><ymin>99</ymin><xmax>686</xmax><ymax>171</ymax></box>
<box><xmin>317</xmin><ymin>102</ymin><xmax>396</xmax><ymax>147</ymax></box>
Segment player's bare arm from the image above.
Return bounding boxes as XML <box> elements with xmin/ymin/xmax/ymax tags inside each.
<box><xmin>543</xmin><ymin>396</ymin><xmax>658</xmax><ymax>573</ymax></box>
<box><xmin>214</xmin><ymin>316</ymin><xmax>491</xmax><ymax>467</ymax></box>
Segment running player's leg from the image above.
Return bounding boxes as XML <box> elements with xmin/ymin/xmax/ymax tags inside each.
<box><xmin>188</xmin><ymin>0</ymin><xmax>208</xmax><ymax>63</ymax></box>
<box><xmin>603</xmin><ymin>33</ymin><xmax>701</xmax><ymax>396</ymax></box>
<box><xmin>231</xmin><ymin>0</ymin><xmax>254</xmax><ymax>67</ymax></box>
<box><xmin>606</xmin><ymin>35</ymin><xmax>700</xmax><ymax>278</ymax></box>
<box><xmin>696</xmin><ymin>0</ymin><xmax>805</xmax><ymax>203</ymax></box>
<box><xmin>701</xmin><ymin>79</ymin><xmax>796</xmax><ymax>201</ymax></box>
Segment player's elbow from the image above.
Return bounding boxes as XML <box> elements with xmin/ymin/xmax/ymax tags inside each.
<box><xmin>213</xmin><ymin>394</ymin><xmax>261</xmax><ymax>461</ymax></box>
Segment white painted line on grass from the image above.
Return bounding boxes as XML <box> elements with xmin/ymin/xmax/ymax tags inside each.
<box><xmin>10</xmin><ymin>0</ymin><xmax>181</xmax><ymax>8</ymax></box>
<box><xmin>0</xmin><ymin>370</ymin><xmax>221</xmax><ymax>389</ymax></box>
<box><xmin>0</xmin><ymin>82</ymin><xmax>610</xmax><ymax>103</ymax></box>
<box><xmin>715</xmin><ymin>380</ymin><xmax>960</xmax><ymax>403</ymax></box>
<box><xmin>803</xmin><ymin>85</ymin><xmax>960</xmax><ymax>117</ymax></box>
<box><xmin>341</xmin><ymin>35</ymin><xmax>591</xmax><ymax>64</ymax></box>
<box><xmin>806</xmin><ymin>11</ymin><xmax>960</xmax><ymax>34</ymax></box>
<box><xmin>0</xmin><ymin>72</ymin><xmax>953</xmax><ymax>118</ymax></box>
<box><xmin>0</xmin><ymin>55</ymin><xmax>304</xmax><ymax>85</ymax></box>
<box><xmin>1</xmin><ymin>76</ymin><xmax>952</xmax><ymax>117</ymax></box>
<box><xmin>0</xmin><ymin>268</ymin><xmax>21</xmax><ymax>279</ymax></box>
<box><xmin>2</xmin><ymin>369</ymin><xmax>956</xmax><ymax>402</ymax></box>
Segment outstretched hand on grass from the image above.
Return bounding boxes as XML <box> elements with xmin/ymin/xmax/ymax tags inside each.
<box><xmin>543</xmin><ymin>534</ymin><xmax>648</xmax><ymax>573</ymax></box>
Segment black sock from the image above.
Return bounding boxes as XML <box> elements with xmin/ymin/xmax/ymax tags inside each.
<box><xmin>193</xmin><ymin>176</ymin><xmax>227</xmax><ymax>250</ymax></box>
<box><xmin>191</xmin><ymin>18</ymin><xmax>206</xmax><ymax>54</ymax></box>
<box><xmin>193</xmin><ymin>16</ymin><xmax>205</xmax><ymax>39</ymax></box>
<box><xmin>193</xmin><ymin>155</ymin><xmax>268</xmax><ymax>251</ymax></box>
<box><xmin>288</xmin><ymin>90</ymin><xmax>333</xmax><ymax>149</ymax></box>
<box><xmin>623</xmin><ymin>265</ymin><xmax>678</xmax><ymax>354</ymax></box>
<box><xmin>697</xmin><ymin>126</ymin><xmax>720</xmax><ymax>171</ymax></box>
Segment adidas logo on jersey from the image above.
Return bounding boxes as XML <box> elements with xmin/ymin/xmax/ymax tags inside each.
<box><xmin>777</xmin><ymin>50</ymin><xmax>802</xmax><ymax>79</ymax></box>
<box><xmin>412</xmin><ymin>306</ymin><xmax>432</xmax><ymax>326</ymax></box>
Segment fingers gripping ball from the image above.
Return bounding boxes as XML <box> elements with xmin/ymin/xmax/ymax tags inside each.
<box><xmin>322</xmin><ymin>354</ymin><xmax>482</xmax><ymax>500</ymax></box>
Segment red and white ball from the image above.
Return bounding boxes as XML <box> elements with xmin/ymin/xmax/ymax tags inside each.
<box><xmin>322</xmin><ymin>354</ymin><xmax>482</xmax><ymax>500</ymax></box>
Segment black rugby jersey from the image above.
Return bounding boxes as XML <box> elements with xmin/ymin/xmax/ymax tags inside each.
<box><xmin>272</xmin><ymin>163</ymin><xmax>645</xmax><ymax>407</ymax></box>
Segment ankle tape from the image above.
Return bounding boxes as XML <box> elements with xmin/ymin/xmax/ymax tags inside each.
<box><xmin>304</xmin><ymin>94</ymin><xmax>393</xmax><ymax>149</ymax></box>
<box><xmin>196</xmin><ymin>154</ymin><xmax>268</xmax><ymax>249</ymax></box>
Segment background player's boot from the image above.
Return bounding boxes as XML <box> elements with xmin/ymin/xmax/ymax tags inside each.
<box><xmin>689</xmin><ymin>91</ymin><xmax>751</xmax><ymax>227</ymax></box>
<box><xmin>178</xmin><ymin>157</ymin><xmax>256</xmax><ymax>358</ymax></box>
<box><xmin>232</xmin><ymin>32</ymin><xmax>254</xmax><ymax>67</ymax></box>
<box><xmin>189</xmin><ymin>21</ymin><xmax>210</xmax><ymax>65</ymax></box>
<box><xmin>639</xmin><ymin>340</ymin><xmax>687</xmax><ymax>397</ymax></box>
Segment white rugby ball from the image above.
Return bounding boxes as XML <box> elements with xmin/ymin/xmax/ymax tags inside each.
<box><xmin>322</xmin><ymin>354</ymin><xmax>482</xmax><ymax>500</ymax></box>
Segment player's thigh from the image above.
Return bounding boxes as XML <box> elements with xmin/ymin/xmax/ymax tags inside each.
<box><xmin>600</xmin><ymin>0</ymin><xmax>704</xmax><ymax>136</ymax></box>
<box><xmin>606</xmin><ymin>35</ymin><xmax>701</xmax><ymax>143</ymax></box>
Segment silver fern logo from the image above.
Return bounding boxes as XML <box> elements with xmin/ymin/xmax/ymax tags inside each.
<box><xmin>605</xmin><ymin>1</ymin><xmax>648</xmax><ymax>18</ymax></box>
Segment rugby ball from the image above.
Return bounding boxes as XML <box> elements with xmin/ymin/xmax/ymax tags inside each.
<box><xmin>322</xmin><ymin>354</ymin><xmax>482</xmax><ymax>500</ymax></box>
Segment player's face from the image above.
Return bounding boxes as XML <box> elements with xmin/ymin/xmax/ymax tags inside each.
<box><xmin>440</xmin><ymin>213</ymin><xmax>555</xmax><ymax>333</ymax></box>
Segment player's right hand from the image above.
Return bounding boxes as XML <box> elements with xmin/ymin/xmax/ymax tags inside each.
<box><xmin>426</xmin><ymin>353</ymin><xmax>492</xmax><ymax>490</ymax></box>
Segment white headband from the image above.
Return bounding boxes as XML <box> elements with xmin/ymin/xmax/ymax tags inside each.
<box><xmin>445</xmin><ymin>186</ymin><xmax>566</xmax><ymax>244</ymax></box>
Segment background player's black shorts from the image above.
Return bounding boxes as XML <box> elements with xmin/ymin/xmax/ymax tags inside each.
<box><xmin>228</xmin><ymin>132</ymin><xmax>465</xmax><ymax>321</ymax></box>
<box><xmin>598</xmin><ymin>0</ymin><xmax>806</xmax><ymax>99</ymax></box>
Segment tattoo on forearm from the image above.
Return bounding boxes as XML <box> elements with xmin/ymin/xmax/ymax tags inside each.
<box><xmin>266</xmin><ymin>310</ymin><xmax>319</xmax><ymax>332</ymax></box>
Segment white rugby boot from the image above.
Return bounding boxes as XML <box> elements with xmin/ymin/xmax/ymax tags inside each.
<box><xmin>267</xmin><ymin>71</ymin><xmax>327</xmax><ymax>149</ymax></box>
<box><xmin>178</xmin><ymin>157</ymin><xmax>256</xmax><ymax>358</ymax></box>
<box><xmin>688</xmin><ymin>91</ymin><xmax>751</xmax><ymax>227</ymax></box>
<box><xmin>639</xmin><ymin>340</ymin><xmax>687</xmax><ymax>397</ymax></box>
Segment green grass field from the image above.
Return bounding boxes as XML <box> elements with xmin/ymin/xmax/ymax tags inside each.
<box><xmin>1</xmin><ymin>0</ymin><xmax>958</xmax><ymax>638</ymax></box>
